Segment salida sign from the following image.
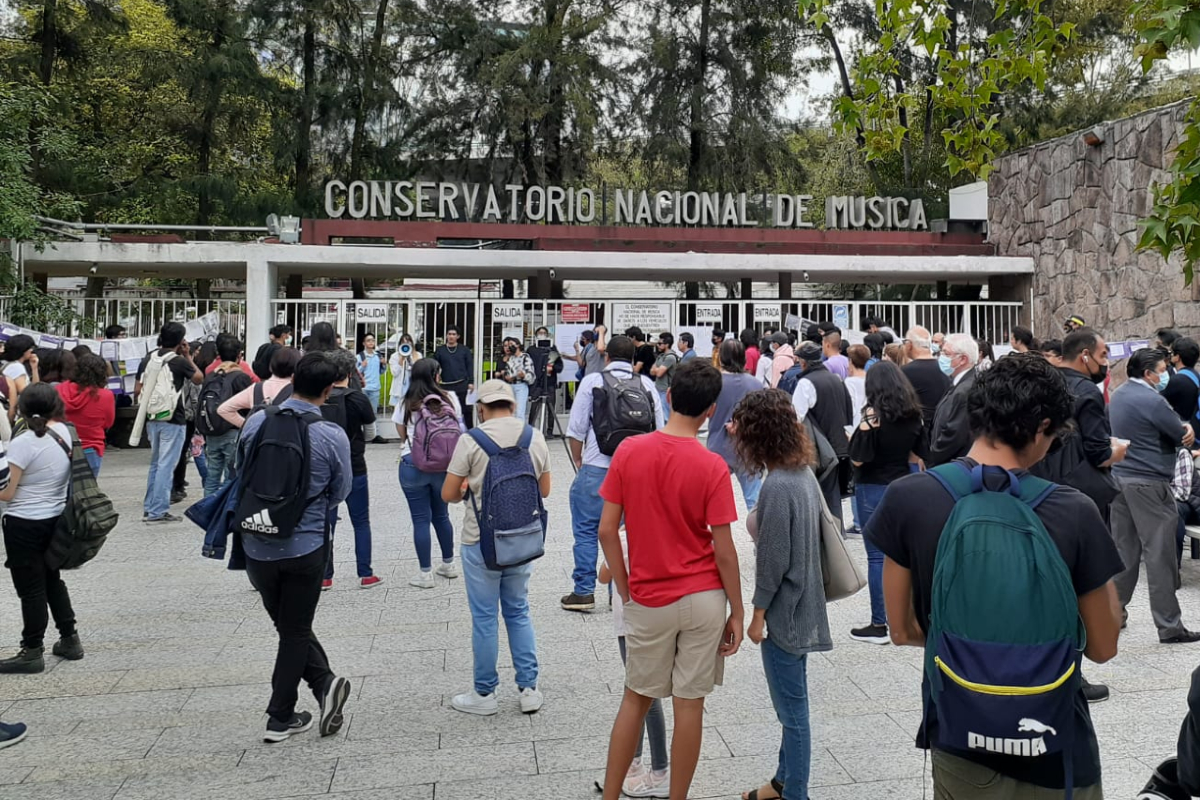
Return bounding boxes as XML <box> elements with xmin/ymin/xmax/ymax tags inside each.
<box><xmin>323</xmin><ymin>181</ymin><xmax>928</xmax><ymax>231</ymax></box>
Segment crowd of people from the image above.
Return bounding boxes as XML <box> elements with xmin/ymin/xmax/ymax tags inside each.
<box><xmin>4</xmin><ymin>311</ymin><xmax>1200</xmax><ymax>800</ymax></box>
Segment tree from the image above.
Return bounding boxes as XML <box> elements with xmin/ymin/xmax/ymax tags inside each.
<box><xmin>799</xmin><ymin>0</ymin><xmax>1075</xmax><ymax>182</ymax></box>
<box><xmin>1134</xmin><ymin>0</ymin><xmax>1200</xmax><ymax>284</ymax></box>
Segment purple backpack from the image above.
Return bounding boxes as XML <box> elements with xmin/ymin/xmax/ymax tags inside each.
<box><xmin>411</xmin><ymin>394</ymin><xmax>461</xmax><ymax>472</ymax></box>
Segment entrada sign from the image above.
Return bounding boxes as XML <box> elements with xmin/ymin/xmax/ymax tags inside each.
<box><xmin>322</xmin><ymin>181</ymin><xmax>928</xmax><ymax>231</ymax></box>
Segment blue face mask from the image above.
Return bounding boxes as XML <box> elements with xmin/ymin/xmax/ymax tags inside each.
<box><xmin>931</xmin><ymin>343</ymin><xmax>941</xmax><ymax>355</ymax></box>
<box><xmin>1157</xmin><ymin>370</ymin><xmax>1171</xmax><ymax>392</ymax></box>
<box><xmin>938</xmin><ymin>354</ymin><xmax>955</xmax><ymax>376</ymax></box>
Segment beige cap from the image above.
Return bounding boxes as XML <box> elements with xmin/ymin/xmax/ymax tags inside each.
<box><xmin>476</xmin><ymin>379</ymin><xmax>516</xmax><ymax>405</ymax></box>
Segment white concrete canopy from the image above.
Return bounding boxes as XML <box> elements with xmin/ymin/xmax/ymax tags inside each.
<box><xmin>20</xmin><ymin>240</ymin><xmax>1034</xmax><ymax>347</ymax></box>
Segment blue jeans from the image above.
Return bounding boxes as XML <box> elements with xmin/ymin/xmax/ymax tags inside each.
<box><xmin>462</xmin><ymin>542</ymin><xmax>538</xmax><ymax>695</ymax></box>
<box><xmin>857</xmin><ymin>483</ymin><xmax>889</xmax><ymax>626</ymax></box>
<box><xmin>658</xmin><ymin>390</ymin><xmax>671</xmax><ymax>422</ymax></box>
<box><xmin>513</xmin><ymin>382</ymin><xmax>529</xmax><ymax>421</ymax></box>
<box><xmin>326</xmin><ymin>473</ymin><xmax>374</xmax><ymax>579</ymax></box>
<box><xmin>83</xmin><ymin>448</ymin><xmax>101</xmax><ymax>477</ymax></box>
<box><xmin>762</xmin><ymin>638</ymin><xmax>812</xmax><ymax>800</ymax></box>
<box><xmin>850</xmin><ymin>494</ymin><xmax>861</xmax><ymax>530</ymax></box>
<box><xmin>144</xmin><ymin>422</ymin><xmax>188</xmax><ymax>518</ymax></box>
<box><xmin>363</xmin><ymin>389</ymin><xmax>380</xmax><ymax>440</ymax></box>
<box><xmin>399</xmin><ymin>455</ymin><xmax>454</xmax><ymax>570</ymax></box>
<box><xmin>203</xmin><ymin>429</ymin><xmax>239</xmax><ymax>497</ymax></box>
<box><xmin>736</xmin><ymin>469</ymin><xmax>762</xmax><ymax>511</ymax></box>
<box><xmin>568</xmin><ymin>465</ymin><xmax>607</xmax><ymax>596</ymax></box>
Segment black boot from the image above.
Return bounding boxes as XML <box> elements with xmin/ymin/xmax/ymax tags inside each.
<box><xmin>52</xmin><ymin>634</ymin><xmax>84</xmax><ymax>661</ymax></box>
<box><xmin>0</xmin><ymin>647</ymin><xmax>44</xmax><ymax>674</ymax></box>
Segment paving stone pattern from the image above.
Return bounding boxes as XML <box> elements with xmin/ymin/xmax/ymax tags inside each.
<box><xmin>0</xmin><ymin>443</ymin><xmax>1194</xmax><ymax>798</ymax></box>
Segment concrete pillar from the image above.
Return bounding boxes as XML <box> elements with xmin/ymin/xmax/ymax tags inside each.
<box><xmin>778</xmin><ymin>272</ymin><xmax>792</xmax><ymax>300</ymax></box>
<box><xmin>246</xmin><ymin>256</ymin><xmax>279</xmax><ymax>349</ymax></box>
<box><xmin>285</xmin><ymin>273</ymin><xmax>303</xmax><ymax>299</ymax></box>
<box><xmin>531</xmin><ymin>270</ymin><xmax>552</xmax><ymax>299</ymax></box>
<box><xmin>740</xmin><ymin>278</ymin><xmax>753</xmax><ymax>299</ymax></box>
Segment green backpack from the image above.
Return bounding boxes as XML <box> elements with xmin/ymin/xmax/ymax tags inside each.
<box><xmin>44</xmin><ymin>426</ymin><xmax>119</xmax><ymax>570</ymax></box>
<box><xmin>925</xmin><ymin>462</ymin><xmax>1085</xmax><ymax>793</ymax></box>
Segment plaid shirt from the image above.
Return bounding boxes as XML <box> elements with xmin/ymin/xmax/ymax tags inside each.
<box><xmin>1173</xmin><ymin>448</ymin><xmax>1194</xmax><ymax>502</ymax></box>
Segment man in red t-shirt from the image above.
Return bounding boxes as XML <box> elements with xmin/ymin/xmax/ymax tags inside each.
<box><xmin>598</xmin><ymin>359</ymin><xmax>744</xmax><ymax>800</ymax></box>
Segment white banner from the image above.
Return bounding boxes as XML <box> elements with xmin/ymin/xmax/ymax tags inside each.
<box><xmin>611</xmin><ymin>302</ymin><xmax>672</xmax><ymax>338</ymax></box>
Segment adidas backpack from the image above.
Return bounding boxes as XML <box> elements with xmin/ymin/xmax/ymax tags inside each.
<box><xmin>44</xmin><ymin>426</ymin><xmax>119</xmax><ymax>569</ymax></box>
<box><xmin>592</xmin><ymin>371</ymin><xmax>655</xmax><ymax>456</ymax></box>
<box><xmin>411</xmin><ymin>394</ymin><xmax>462</xmax><ymax>472</ymax></box>
<box><xmin>925</xmin><ymin>463</ymin><xmax>1083</xmax><ymax>789</ymax></box>
<box><xmin>467</xmin><ymin>425</ymin><xmax>547</xmax><ymax>570</ymax></box>
<box><xmin>195</xmin><ymin>370</ymin><xmax>240</xmax><ymax>437</ymax></box>
<box><xmin>233</xmin><ymin>407</ymin><xmax>322</xmax><ymax>538</ymax></box>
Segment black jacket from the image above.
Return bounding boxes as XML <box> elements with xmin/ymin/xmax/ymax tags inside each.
<box><xmin>927</xmin><ymin>368</ymin><xmax>977</xmax><ymax>467</ymax></box>
<box><xmin>801</xmin><ymin>363</ymin><xmax>852</xmax><ymax>458</ymax></box>
<box><xmin>1029</xmin><ymin>367</ymin><xmax>1119</xmax><ymax>513</ymax></box>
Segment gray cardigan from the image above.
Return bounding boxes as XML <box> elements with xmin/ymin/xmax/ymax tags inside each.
<box><xmin>752</xmin><ymin>466</ymin><xmax>833</xmax><ymax>656</ymax></box>
<box><xmin>1110</xmin><ymin>379</ymin><xmax>1187</xmax><ymax>483</ymax></box>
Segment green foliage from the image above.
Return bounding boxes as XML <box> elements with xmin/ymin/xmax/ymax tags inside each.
<box><xmin>800</xmin><ymin>0</ymin><xmax>1075</xmax><ymax>181</ymax></box>
<box><xmin>1134</xmin><ymin>0</ymin><xmax>1200</xmax><ymax>284</ymax></box>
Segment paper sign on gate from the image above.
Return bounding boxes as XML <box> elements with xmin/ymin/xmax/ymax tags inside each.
<box><xmin>678</xmin><ymin>326</ymin><xmax>717</xmax><ymax>359</ymax></box>
<box><xmin>561</xmin><ymin>304</ymin><xmax>590</xmax><ymax>323</ymax></box>
<box><xmin>611</xmin><ymin>303</ymin><xmax>671</xmax><ymax>337</ymax></box>
<box><xmin>493</xmin><ymin>304</ymin><xmax>523</xmax><ymax>323</ymax></box>
<box><xmin>784</xmin><ymin>313</ymin><xmax>802</xmax><ymax>332</ymax></box>
<box><xmin>354</xmin><ymin>303</ymin><xmax>388</xmax><ymax>323</ymax></box>
<box><xmin>555</xmin><ymin>324</ymin><xmax>592</xmax><ymax>382</ymax></box>
<box><xmin>833</xmin><ymin>305</ymin><xmax>850</xmax><ymax>331</ymax></box>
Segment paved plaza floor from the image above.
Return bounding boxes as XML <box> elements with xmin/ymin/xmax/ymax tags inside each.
<box><xmin>0</xmin><ymin>441</ymin><xmax>1196</xmax><ymax>799</ymax></box>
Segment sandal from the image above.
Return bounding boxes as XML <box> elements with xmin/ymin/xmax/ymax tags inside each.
<box><xmin>742</xmin><ymin>778</ymin><xmax>783</xmax><ymax>800</ymax></box>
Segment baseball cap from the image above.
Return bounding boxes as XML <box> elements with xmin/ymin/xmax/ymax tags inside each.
<box><xmin>1064</xmin><ymin>314</ymin><xmax>1086</xmax><ymax>331</ymax></box>
<box><xmin>797</xmin><ymin>341</ymin><xmax>823</xmax><ymax>362</ymax></box>
<box><xmin>770</xmin><ymin>331</ymin><xmax>789</xmax><ymax>345</ymax></box>
<box><xmin>476</xmin><ymin>379</ymin><xmax>516</xmax><ymax>406</ymax></box>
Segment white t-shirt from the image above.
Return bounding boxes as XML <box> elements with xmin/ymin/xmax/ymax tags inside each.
<box><xmin>392</xmin><ymin>392</ymin><xmax>464</xmax><ymax>457</ymax></box>
<box><xmin>2</xmin><ymin>361</ymin><xmax>27</xmax><ymax>385</ymax></box>
<box><xmin>5</xmin><ymin>422</ymin><xmax>71</xmax><ymax>520</ymax></box>
<box><xmin>845</xmin><ymin>375</ymin><xmax>867</xmax><ymax>432</ymax></box>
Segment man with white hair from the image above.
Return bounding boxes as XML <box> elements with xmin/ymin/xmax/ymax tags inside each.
<box><xmin>927</xmin><ymin>333</ymin><xmax>980</xmax><ymax>466</ymax></box>
<box><xmin>902</xmin><ymin>326</ymin><xmax>951</xmax><ymax>447</ymax></box>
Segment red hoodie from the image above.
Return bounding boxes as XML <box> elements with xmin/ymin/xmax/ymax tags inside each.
<box><xmin>57</xmin><ymin>383</ymin><xmax>116</xmax><ymax>457</ymax></box>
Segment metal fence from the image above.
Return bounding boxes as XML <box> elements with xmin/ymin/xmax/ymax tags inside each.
<box><xmin>0</xmin><ymin>297</ymin><xmax>248</xmax><ymax>340</ymax></box>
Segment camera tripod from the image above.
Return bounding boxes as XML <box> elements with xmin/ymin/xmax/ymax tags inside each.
<box><xmin>528</xmin><ymin>392</ymin><xmax>577</xmax><ymax>474</ymax></box>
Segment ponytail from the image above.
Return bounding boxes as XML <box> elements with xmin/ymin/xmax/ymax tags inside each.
<box><xmin>25</xmin><ymin>414</ymin><xmax>49</xmax><ymax>438</ymax></box>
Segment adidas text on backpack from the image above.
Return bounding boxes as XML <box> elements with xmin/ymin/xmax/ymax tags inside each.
<box><xmin>411</xmin><ymin>394</ymin><xmax>462</xmax><ymax>472</ymax></box>
<box><xmin>44</xmin><ymin>426</ymin><xmax>119</xmax><ymax>569</ymax></box>
<box><xmin>592</xmin><ymin>370</ymin><xmax>656</xmax><ymax>456</ymax></box>
<box><xmin>467</xmin><ymin>426</ymin><xmax>548</xmax><ymax>570</ymax></box>
<box><xmin>233</xmin><ymin>407</ymin><xmax>323</xmax><ymax>538</ymax></box>
<box><xmin>925</xmin><ymin>463</ymin><xmax>1084</xmax><ymax>793</ymax></box>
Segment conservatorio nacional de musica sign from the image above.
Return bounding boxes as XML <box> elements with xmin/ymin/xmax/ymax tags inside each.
<box><xmin>323</xmin><ymin>180</ymin><xmax>929</xmax><ymax>231</ymax></box>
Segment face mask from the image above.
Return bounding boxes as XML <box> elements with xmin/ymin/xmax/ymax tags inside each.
<box><xmin>938</xmin><ymin>354</ymin><xmax>955</xmax><ymax>376</ymax></box>
<box><xmin>931</xmin><ymin>343</ymin><xmax>941</xmax><ymax>355</ymax></box>
<box><xmin>1089</xmin><ymin>363</ymin><xmax>1108</xmax><ymax>385</ymax></box>
<box><xmin>1158</xmin><ymin>370</ymin><xmax>1170</xmax><ymax>392</ymax></box>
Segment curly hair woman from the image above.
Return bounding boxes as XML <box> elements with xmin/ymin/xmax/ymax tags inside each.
<box><xmin>732</xmin><ymin>389</ymin><xmax>831</xmax><ymax>800</ymax></box>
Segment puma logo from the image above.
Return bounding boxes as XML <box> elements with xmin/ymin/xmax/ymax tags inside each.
<box><xmin>1017</xmin><ymin>718</ymin><xmax>1057</xmax><ymax>737</ymax></box>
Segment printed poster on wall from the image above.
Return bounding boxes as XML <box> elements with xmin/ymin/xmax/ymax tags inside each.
<box><xmin>611</xmin><ymin>302</ymin><xmax>671</xmax><ymax>338</ymax></box>
<box><xmin>555</xmin><ymin>324</ymin><xmax>592</xmax><ymax>382</ymax></box>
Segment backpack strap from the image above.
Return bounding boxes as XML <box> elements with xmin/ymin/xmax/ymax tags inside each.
<box><xmin>1183</xmin><ymin>369</ymin><xmax>1200</xmax><ymax>389</ymax></box>
<box><xmin>928</xmin><ymin>461</ymin><xmax>1057</xmax><ymax>509</ymax></box>
<box><xmin>927</xmin><ymin>462</ymin><xmax>973</xmax><ymax>502</ymax></box>
<box><xmin>518</xmin><ymin>424</ymin><xmax>535</xmax><ymax>449</ymax></box>
<box><xmin>467</xmin><ymin>427</ymin><xmax>502</xmax><ymax>458</ymax></box>
<box><xmin>253</xmin><ymin>382</ymin><xmax>264</xmax><ymax>408</ymax></box>
<box><xmin>44</xmin><ymin>426</ymin><xmax>73</xmax><ymax>460</ymax></box>
<box><xmin>1015</xmin><ymin>472</ymin><xmax>1057</xmax><ymax>510</ymax></box>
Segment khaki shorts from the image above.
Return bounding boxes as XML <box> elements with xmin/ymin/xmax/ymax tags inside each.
<box><xmin>623</xmin><ymin>589</ymin><xmax>727</xmax><ymax>700</ymax></box>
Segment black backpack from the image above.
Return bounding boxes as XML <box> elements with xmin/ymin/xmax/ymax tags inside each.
<box><xmin>249</xmin><ymin>381</ymin><xmax>293</xmax><ymax>418</ymax></box>
<box><xmin>233</xmin><ymin>407</ymin><xmax>322</xmax><ymax>538</ymax></box>
<box><xmin>592</xmin><ymin>370</ymin><xmax>656</xmax><ymax>456</ymax></box>
<box><xmin>196</xmin><ymin>370</ymin><xmax>240</xmax><ymax>437</ymax></box>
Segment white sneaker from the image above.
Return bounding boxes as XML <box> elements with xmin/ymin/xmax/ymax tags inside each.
<box><xmin>408</xmin><ymin>571</ymin><xmax>435</xmax><ymax>589</ymax></box>
<box><xmin>519</xmin><ymin>686</ymin><xmax>543</xmax><ymax>714</ymax></box>
<box><xmin>624</xmin><ymin>767</ymin><xmax>670</xmax><ymax>798</ymax></box>
<box><xmin>435</xmin><ymin>561</ymin><xmax>459</xmax><ymax>579</ymax></box>
<box><xmin>451</xmin><ymin>690</ymin><xmax>498</xmax><ymax>716</ymax></box>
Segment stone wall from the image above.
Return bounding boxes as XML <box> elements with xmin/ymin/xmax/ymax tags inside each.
<box><xmin>989</xmin><ymin>100</ymin><xmax>1200</xmax><ymax>341</ymax></box>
